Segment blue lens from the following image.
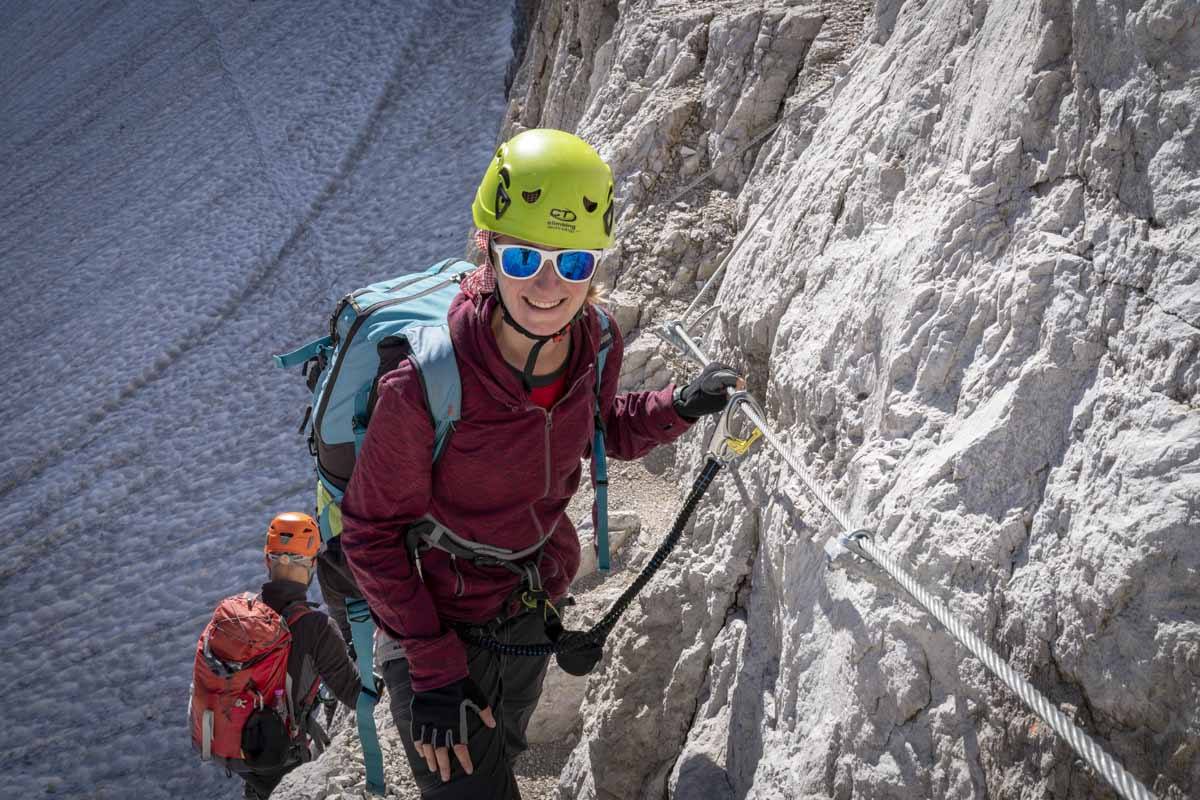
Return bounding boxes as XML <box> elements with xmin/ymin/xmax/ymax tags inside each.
<box><xmin>556</xmin><ymin>250</ymin><xmax>596</xmax><ymax>282</ymax></box>
<box><xmin>501</xmin><ymin>247</ymin><xmax>544</xmax><ymax>278</ymax></box>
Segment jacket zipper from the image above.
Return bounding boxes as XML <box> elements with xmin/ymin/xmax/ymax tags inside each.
<box><xmin>550</xmin><ymin>364</ymin><xmax>594</xmax><ymax>414</ymax></box>
<box><xmin>519</xmin><ymin>409</ymin><xmax>553</xmax><ymax>553</ymax></box>
<box><xmin>521</xmin><ymin>360</ymin><xmax>596</xmax><ymax>498</ymax></box>
<box><xmin>542</xmin><ymin>409</ymin><xmax>552</xmax><ymax>498</ymax></box>
<box><xmin>506</xmin><ymin>341</ymin><xmax>601</xmax><ymax>571</ymax></box>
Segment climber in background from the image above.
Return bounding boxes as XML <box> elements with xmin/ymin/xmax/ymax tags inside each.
<box><xmin>189</xmin><ymin>512</ymin><xmax>361</xmax><ymax>799</ymax></box>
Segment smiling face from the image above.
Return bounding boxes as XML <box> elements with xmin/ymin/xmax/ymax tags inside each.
<box><xmin>492</xmin><ymin>234</ymin><xmax>592</xmax><ymax>337</ymax></box>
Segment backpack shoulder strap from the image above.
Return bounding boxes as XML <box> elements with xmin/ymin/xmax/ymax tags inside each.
<box><xmin>281</xmin><ymin>601</ymin><xmax>318</xmax><ymax>628</ymax></box>
<box><xmin>404</xmin><ymin>324</ymin><xmax>461</xmax><ymax>462</ymax></box>
<box><xmin>594</xmin><ymin>306</ymin><xmax>613</xmax><ymax>387</ymax></box>
<box><xmin>591</xmin><ymin>307</ymin><xmax>613</xmax><ymax>573</ymax></box>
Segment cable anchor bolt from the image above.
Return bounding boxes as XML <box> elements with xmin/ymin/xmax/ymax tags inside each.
<box><xmin>824</xmin><ymin>529</ymin><xmax>873</xmax><ymax>569</ymax></box>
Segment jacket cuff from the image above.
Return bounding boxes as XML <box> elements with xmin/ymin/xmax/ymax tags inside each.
<box><xmin>654</xmin><ymin>384</ymin><xmax>695</xmax><ymax>435</ymax></box>
<box><xmin>402</xmin><ymin>629</ymin><xmax>469</xmax><ymax>692</ymax></box>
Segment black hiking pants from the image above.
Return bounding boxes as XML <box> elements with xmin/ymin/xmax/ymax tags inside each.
<box><xmin>382</xmin><ymin>610</ymin><xmax>552</xmax><ymax>800</ymax></box>
<box><xmin>236</xmin><ymin>751</ymin><xmax>305</xmax><ymax>799</ymax></box>
<box><xmin>240</xmin><ymin>767</ymin><xmax>288</xmax><ymax>799</ymax></box>
<box><xmin>316</xmin><ymin>544</ymin><xmax>358</xmax><ymax>649</ymax></box>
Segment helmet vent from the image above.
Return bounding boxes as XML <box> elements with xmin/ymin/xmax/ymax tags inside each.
<box><xmin>499</xmin><ymin>166</ymin><xmax>511</xmax><ymax>188</ymax></box>
<box><xmin>495</xmin><ymin>183</ymin><xmax>511</xmax><ymax>219</ymax></box>
<box><xmin>522</xmin><ymin>189</ymin><xmax>541</xmax><ymax>204</ymax></box>
<box><xmin>582</xmin><ymin>196</ymin><xmax>597</xmax><ymax>213</ymax></box>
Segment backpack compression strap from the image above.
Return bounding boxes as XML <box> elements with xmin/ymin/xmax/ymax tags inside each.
<box><xmin>347</xmin><ymin>597</ymin><xmax>385</xmax><ymax>795</ymax></box>
<box><xmin>309</xmin><ymin>480</ymin><xmax>388</xmax><ymax>792</ymax></box>
<box><xmin>273</xmin><ymin>336</ymin><xmax>333</xmax><ymax>370</ymax></box>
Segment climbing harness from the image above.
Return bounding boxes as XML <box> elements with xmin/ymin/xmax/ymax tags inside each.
<box><xmin>459</xmin><ymin>393</ymin><xmax>765</xmax><ymax>663</ymax></box>
<box><xmin>654</xmin><ymin>323</ymin><xmax>1158</xmax><ymax>800</ymax></box>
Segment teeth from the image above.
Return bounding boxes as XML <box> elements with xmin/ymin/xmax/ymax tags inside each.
<box><xmin>525</xmin><ymin>297</ymin><xmax>563</xmax><ymax>310</ymax></box>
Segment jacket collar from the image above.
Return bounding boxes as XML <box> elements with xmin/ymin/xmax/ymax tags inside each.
<box><xmin>448</xmin><ymin>291</ymin><xmax>601</xmax><ymax>410</ymax></box>
<box><xmin>260</xmin><ymin>578</ymin><xmax>309</xmax><ymax>614</ymax></box>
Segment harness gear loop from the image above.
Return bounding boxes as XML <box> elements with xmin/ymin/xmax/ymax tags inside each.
<box><xmin>520</xmin><ymin>561</ymin><xmax>543</xmax><ymax>594</ymax></box>
<box><xmin>515</xmin><ymin>561</ymin><xmax>559</xmax><ymax>622</ymax></box>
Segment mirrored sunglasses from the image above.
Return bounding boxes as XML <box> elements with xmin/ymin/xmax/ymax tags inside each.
<box><xmin>492</xmin><ymin>242</ymin><xmax>601</xmax><ymax>284</ymax></box>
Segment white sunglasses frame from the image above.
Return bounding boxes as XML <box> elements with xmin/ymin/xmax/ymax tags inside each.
<box><xmin>490</xmin><ymin>242</ymin><xmax>602</xmax><ymax>284</ymax></box>
<box><xmin>267</xmin><ymin>552</ymin><xmax>315</xmax><ymax>568</ymax></box>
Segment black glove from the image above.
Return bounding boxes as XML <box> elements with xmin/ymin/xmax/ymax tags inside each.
<box><xmin>673</xmin><ymin>362</ymin><xmax>740</xmax><ymax>421</ymax></box>
<box><xmin>410</xmin><ymin>677</ymin><xmax>491</xmax><ymax>752</ymax></box>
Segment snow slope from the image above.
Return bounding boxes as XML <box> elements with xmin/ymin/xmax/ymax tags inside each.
<box><xmin>0</xmin><ymin>2</ymin><xmax>512</xmax><ymax>797</ymax></box>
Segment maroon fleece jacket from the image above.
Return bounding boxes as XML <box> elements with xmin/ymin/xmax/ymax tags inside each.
<box><xmin>340</xmin><ymin>291</ymin><xmax>692</xmax><ymax>691</ymax></box>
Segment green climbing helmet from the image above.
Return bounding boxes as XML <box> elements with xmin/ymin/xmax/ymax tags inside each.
<box><xmin>472</xmin><ymin>128</ymin><xmax>615</xmax><ymax>250</ymax></box>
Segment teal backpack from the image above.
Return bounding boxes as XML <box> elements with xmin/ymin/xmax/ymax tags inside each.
<box><xmin>274</xmin><ymin>258</ymin><xmax>613</xmax><ymax>794</ymax></box>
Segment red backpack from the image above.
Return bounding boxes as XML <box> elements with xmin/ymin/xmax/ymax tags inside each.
<box><xmin>188</xmin><ymin>593</ymin><xmax>316</xmax><ymax>769</ymax></box>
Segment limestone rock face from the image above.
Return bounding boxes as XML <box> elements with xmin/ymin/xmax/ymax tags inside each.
<box><xmin>505</xmin><ymin>0</ymin><xmax>1200</xmax><ymax>799</ymax></box>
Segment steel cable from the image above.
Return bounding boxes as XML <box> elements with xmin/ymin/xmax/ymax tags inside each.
<box><xmin>848</xmin><ymin>534</ymin><xmax>1156</xmax><ymax>800</ymax></box>
<box><xmin>663</xmin><ymin>327</ymin><xmax>1158</xmax><ymax>800</ymax></box>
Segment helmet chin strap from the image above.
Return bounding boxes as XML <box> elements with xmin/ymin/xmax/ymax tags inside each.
<box><xmin>495</xmin><ymin>288</ymin><xmax>582</xmax><ymax>390</ymax></box>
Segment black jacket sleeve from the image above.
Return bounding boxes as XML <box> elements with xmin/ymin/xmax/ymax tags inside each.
<box><xmin>298</xmin><ymin>612</ymin><xmax>363</xmax><ymax>707</ymax></box>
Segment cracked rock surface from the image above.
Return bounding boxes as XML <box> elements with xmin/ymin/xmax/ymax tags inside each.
<box><xmin>279</xmin><ymin>0</ymin><xmax>1198</xmax><ymax>797</ymax></box>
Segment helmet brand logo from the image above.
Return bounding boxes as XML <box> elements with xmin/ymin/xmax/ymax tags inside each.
<box><xmin>550</xmin><ymin>208</ymin><xmax>577</xmax><ymax>222</ymax></box>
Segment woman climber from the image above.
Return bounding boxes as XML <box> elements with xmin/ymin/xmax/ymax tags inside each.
<box><xmin>340</xmin><ymin>128</ymin><xmax>739</xmax><ymax>798</ymax></box>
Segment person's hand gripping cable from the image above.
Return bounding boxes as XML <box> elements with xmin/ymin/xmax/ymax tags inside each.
<box><xmin>410</xmin><ymin>677</ymin><xmax>497</xmax><ymax>782</ymax></box>
<box><xmin>673</xmin><ymin>362</ymin><xmax>744</xmax><ymax>420</ymax></box>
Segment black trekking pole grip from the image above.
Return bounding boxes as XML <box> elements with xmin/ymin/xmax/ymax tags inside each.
<box><xmin>464</xmin><ymin>458</ymin><xmax>724</xmax><ymax>658</ymax></box>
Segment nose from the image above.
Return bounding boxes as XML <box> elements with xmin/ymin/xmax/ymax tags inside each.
<box><xmin>532</xmin><ymin>254</ymin><xmax>562</xmax><ymax>289</ymax></box>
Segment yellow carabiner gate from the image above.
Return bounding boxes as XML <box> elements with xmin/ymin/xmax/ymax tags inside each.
<box><xmin>707</xmin><ymin>390</ymin><xmax>766</xmax><ymax>464</ymax></box>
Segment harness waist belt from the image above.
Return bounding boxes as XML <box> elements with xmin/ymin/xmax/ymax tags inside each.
<box><xmin>405</xmin><ymin>516</ymin><xmax>553</xmax><ymax>578</ymax></box>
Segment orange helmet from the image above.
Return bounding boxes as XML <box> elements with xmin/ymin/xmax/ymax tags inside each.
<box><xmin>264</xmin><ymin>512</ymin><xmax>320</xmax><ymax>561</ymax></box>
